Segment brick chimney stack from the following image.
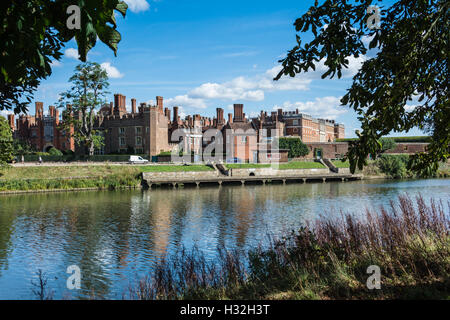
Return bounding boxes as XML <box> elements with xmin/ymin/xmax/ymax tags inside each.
<box><xmin>228</xmin><ymin>113</ymin><xmax>233</xmax><ymax>124</ymax></box>
<box><xmin>7</xmin><ymin>114</ymin><xmax>15</xmax><ymax>131</ymax></box>
<box><xmin>55</xmin><ymin>109</ymin><xmax>60</xmax><ymax>125</ymax></box>
<box><xmin>233</xmin><ymin>104</ymin><xmax>244</xmax><ymax>122</ymax></box>
<box><xmin>165</xmin><ymin>107</ymin><xmax>171</xmax><ymax>121</ymax></box>
<box><xmin>194</xmin><ymin>114</ymin><xmax>201</xmax><ymax>124</ymax></box>
<box><xmin>49</xmin><ymin>106</ymin><xmax>56</xmax><ymax>117</ymax></box>
<box><xmin>131</xmin><ymin>99</ymin><xmax>137</xmax><ymax>114</ymax></box>
<box><xmin>114</xmin><ymin>94</ymin><xmax>127</xmax><ymax>116</ymax></box>
<box><xmin>277</xmin><ymin>108</ymin><xmax>283</xmax><ymax>119</ymax></box>
<box><xmin>35</xmin><ymin>102</ymin><xmax>44</xmax><ymax>118</ymax></box>
<box><xmin>156</xmin><ymin>96</ymin><xmax>164</xmax><ymax>114</ymax></box>
<box><xmin>271</xmin><ymin>112</ymin><xmax>277</xmax><ymax>121</ymax></box>
<box><xmin>216</xmin><ymin>108</ymin><xmax>224</xmax><ymax>125</ymax></box>
<box><xmin>173</xmin><ymin>106</ymin><xmax>179</xmax><ymax>124</ymax></box>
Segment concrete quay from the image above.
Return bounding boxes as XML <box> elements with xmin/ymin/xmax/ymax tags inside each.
<box><xmin>142</xmin><ymin>168</ymin><xmax>363</xmax><ymax>189</ymax></box>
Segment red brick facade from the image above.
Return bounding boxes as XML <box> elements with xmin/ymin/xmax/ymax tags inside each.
<box><xmin>9</xmin><ymin>96</ymin><xmax>347</xmax><ymax>159</ymax></box>
<box><xmin>384</xmin><ymin>143</ymin><xmax>428</xmax><ymax>155</ymax></box>
<box><xmin>10</xmin><ymin>103</ymin><xmax>75</xmax><ymax>152</ymax></box>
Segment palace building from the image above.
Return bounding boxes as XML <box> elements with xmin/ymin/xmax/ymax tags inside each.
<box><xmin>8</xmin><ymin>93</ymin><xmax>345</xmax><ymax>160</ymax></box>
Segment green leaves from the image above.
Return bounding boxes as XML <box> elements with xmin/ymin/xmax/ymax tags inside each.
<box><xmin>97</xmin><ymin>26</ymin><xmax>122</xmax><ymax>56</ymax></box>
<box><xmin>0</xmin><ymin>116</ymin><xmax>14</xmax><ymax>165</ymax></box>
<box><xmin>276</xmin><ymin>0</ymin><xmax>449</xmax><ymax>176</ymax></box>
<box><xmin>58</xmin><ymin>62</ymin><xmax>110</xmax><ymax>156</ymax></box>
<box><xmin>279</xmin><ymin>138</ymin><xmax>309</xmax><ymax>158</ymax></box>
<box><xmin>0</xmin><ymin>0</ymin><xmax>128</xmax><ymax>113</ymax></box>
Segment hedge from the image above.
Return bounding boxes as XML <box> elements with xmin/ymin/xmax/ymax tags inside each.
<box><xmin>337</xmin><ymin>136</ymin><xmax>431</xmax><ymax>143</ymax></box>
<box><xmin>19</xmin><ymin>154</ymin><xmax>150</xmax><ymax>163</ymax></box>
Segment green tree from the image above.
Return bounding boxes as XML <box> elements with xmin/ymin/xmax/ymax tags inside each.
<box><xmin>58</xmin><ymin>62</ymin><xmax>108</xmax><ymax>156</ymax></box>
<box><xmin>275</xmin><ymin>0</ymin><xmax>449</xmax><ymax>177</ymax></box>
<box><xmin>0</xmin><ymin>0</ymin><xmax>128</xmax><ymax>114</ymax></box>
<box><xmin>48</xmin><ymin>147</ymin><xmax>63</xmax><ymax>156</ymax></box>
<box><xmin>279</xmin><ymin>137</ymin><xmax>309</xmax><ymax>158</ymax></box>
<box><xmin>0</xmin><ymin>116</ymin><xmax>14</xmax><ymax>165</ymax></box>
<box><xmin>12</xmin><ymin>139</ymin><xmax>37</xmax><ymax>156</ymax></box>
<box><xmin>377</xmin><ymin>155</ymin><xmax>409</xmax><ymax>179</ymax></box>
<box><xmin>379</xmin><ymin>137</ymin><xmax>397</xmax><ymax>154</ymax></box>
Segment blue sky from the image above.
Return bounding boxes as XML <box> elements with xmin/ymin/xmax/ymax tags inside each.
<box><xmin>4</xmin><ymin>0</ymin><xmax>423</xmax><ymax>138</ymax></box>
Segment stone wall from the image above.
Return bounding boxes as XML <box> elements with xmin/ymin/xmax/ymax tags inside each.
<box><xmin>230</xmin><ymin>168</ymin><xmax>330</xmax><ymax>177</ymax></box>
<box><xmin>300</xmin><ymin>142</ymin><xmax>349</xmax><ymax>160</ymax></box>
<box><xmin>143</xmin><ymin>170</ymin><xmax>219</xmax><ymax>182</ymax></box>
<box><xmin>385</xmin><ymin>143</ymin><xmax>428</xmax><ymax>155</ymax></box>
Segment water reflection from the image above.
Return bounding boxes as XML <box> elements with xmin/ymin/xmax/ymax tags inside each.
<box><xmin>0</xmin><ymin>178</ymin><xmax>449</xmax><ymax>299</ymax></box>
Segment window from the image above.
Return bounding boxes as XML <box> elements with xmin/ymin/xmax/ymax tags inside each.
<box><xmin>404</xmin><ymin>146</ymin><xmax>408</xmax><ymax>151</ymax></box>
<box><xmin>119</xmin><ymin>128</ymin><xmax>125</xmax><ymax>135</ymax></box>
<box><xmin>119</xmin><ymin>137</ymin><xmax>126</xmax><ymax>146</ymax></box>
<box><xmin>146</xmin><ymin>127</ymin><xmax>149</xmax><ymax>134</ymax></box>
<box><xmin>293</xmin><ymin>120</ymin><xmax>299</xmax><ymax>126</ymax></box>
<box><xmin>135</xmin><ymin>126</ymin><xmax>142</xmax><ymax>135</ymax></box>
<box><xmin>136</xmin><ymin>136</ymin><xmax>142</xmax><ymax>146</ymax></box>
<box><xmin>241</xmin><ymin>136</ymin><xmax>248</xmax><ymax>143</ymax></box>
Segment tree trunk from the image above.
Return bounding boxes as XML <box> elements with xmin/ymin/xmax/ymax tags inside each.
<box><xmin>89</xmin><ymin>141</ymin><xmax>95</xmax><ymax>156</ymax></box>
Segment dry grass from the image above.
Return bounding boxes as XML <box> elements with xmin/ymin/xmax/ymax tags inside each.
<box><xmin>127</xmin><ymin>195</ymin><xmax>449</xmax><ymax>300</ymax></box>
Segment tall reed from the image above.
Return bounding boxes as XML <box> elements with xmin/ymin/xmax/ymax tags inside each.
<box><xmin>127</xmin><ymin>195</ymin><xmax>449</xmax><ymax>300</ymax></box>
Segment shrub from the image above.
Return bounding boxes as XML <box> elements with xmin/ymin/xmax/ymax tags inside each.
<box><xmin>279</xmin><ymin>138</ymin><xmax>309</xmax><ymax>158</ymax></box>
<box><xmin>0</xmin><ymin>116</ymin><xmax>13</xmax><ymax>165</ymax></box>
<box><xmin>48</xmin><ymin>148</ymin><xmax>63</xmax><ymax>156</ymax></box>
<box><xmin>126</xmin><ymin>195</ymin><xmax>449</xmax><ymax>300</ymax></box>
<box><xmin>379</xmin><ymin>137</ymin><xmax>397</xmax><ymax>153</ymax></box>
<box><xmin>337</xmin><ymin>136</ymin><xmax>431</xmax><ymax>143</ymax></box>
<box><xmin>377</xmin><ymin>155</ymin><xmax>410</xmax><ymax>178</ymax></box>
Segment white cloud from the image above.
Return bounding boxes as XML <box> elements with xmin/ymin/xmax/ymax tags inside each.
<box><xmin>190</xmin><ymin>82</ymin><xmax>265</xmax><ymax>101</ymax></box>
<box><xmin>0</xmin><ymin>110</ymin><xmax>12</xmax><ymax>119</ymax></box>
<box><xmin>101</xmin><ymin>62</ymin><xmax>124</xmax><ymax>79</ymax></box>
<box><xmin>186</xmin><ymin>57</ymin><xmax>365</xmax><ymax>104</ymax></box>
<box><xmin>404</xmin><ymin>104</ymin><xmax>417</xmax><ymax>112</ymax></box>
<box><xmin>65</xmin><ymin>48</ymin><xmax>79</xmax><ymax>60</ymax></box>
<box><xmin>188</xmin><ymin>65</ymin><xmax>314</xmax><ymax>102</ymax></box>
<box><xmin>50</xmin><ymin>60</ymin><xmax>63</xmax><ymax>67</ymax></box>
<box><xmin>162</xmin><ymin>55</ymin><xmax>365</xmax><ymax>116</ymax></box>
<box><xmin>165</xmin><ymin>95</ymin><xmax>208</xmax><ymax>110</ymax></box>
<box><xmin>274</xmin><ymin>96</ymin><xmax>348</xmax><ymax>120</ymax></box>
<box><xmin>125</xmin><ymin>0</ymin><xmax>150</xmax><ymax>13</ymax></box>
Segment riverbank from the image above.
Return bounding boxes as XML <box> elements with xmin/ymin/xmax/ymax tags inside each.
<box><xmin>0</xmin><ymin>164</ymin><xmax>213</xmax><ymax>192</ymax></box>
<box><xmin>1</xmin><ymin>180</ymin><xmax>448</xmax><ymax>299</ymax></box>
<box><xmin>127</xmin><ymin>195</ymin><xmax>449</xmax><ymax>300</ymax></box>
<box><xmin>0</xmin><ymin>159</ymin><xmax>448</xmax><ymax>193</ymax></box>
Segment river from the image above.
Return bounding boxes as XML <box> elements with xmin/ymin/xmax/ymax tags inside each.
<box><xmin>0</xmin><ymin>178</ymin><xmax>449</xmax><ymax>299</ymax></box>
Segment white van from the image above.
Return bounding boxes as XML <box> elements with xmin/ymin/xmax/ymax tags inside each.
<box><xmin>128</xmin><ymin>156</ymin><xmax>149</xmax><ymax>164</ymax></box>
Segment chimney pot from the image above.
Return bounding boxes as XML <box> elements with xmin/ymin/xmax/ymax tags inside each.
<box><xmin>233</xmin><ymin>104</ymin><xmax>244</xmax><ymax>122</ymax></box>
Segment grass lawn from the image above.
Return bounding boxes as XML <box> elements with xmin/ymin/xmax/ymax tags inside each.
<box><xmin>0</xmin><ymin>164</ymin><xmax>214</xmax><ymax>180</ymax></box>
<box><xmin>279</xmin><ymin>161</ymin><xmax>325</xmax><ymax>170</ymax></box>
<box><xmin>0</xmin><ymin>164</ymin><xmax>213</xmax><ymax>191</ymax></box>
<box><xmin>226</xmin><ymin>164</ymin><xmax>271</xmax><ymax>169</ymax></box>
<box><xmin>0</xmin><ymin>165</ymin><xmax>144</xmax><ymax>180</ymax></box>
<box><xmin>226</xmin><ymin>162</ymin><xmax>325</xmax><ymax>170</ymax></box>
<box><xmin>141</xmin><ymin>165</ymin><xmax>214</xmax><ymax>172</ymax></box>
<box><xmin>332</xmin><ymin>160</ymin><xmax>350</xmax><ymax>168</ymax></box>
